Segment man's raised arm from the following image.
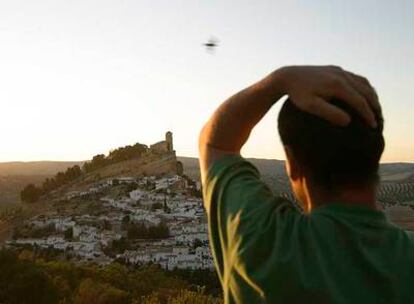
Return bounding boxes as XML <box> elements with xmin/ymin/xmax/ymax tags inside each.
<box><xmin>198</xmin><ymin>65</ymin><xmax>380</xmax><ymax>182</ymax></box>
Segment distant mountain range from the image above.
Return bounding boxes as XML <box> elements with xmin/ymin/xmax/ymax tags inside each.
<box><xmin>178</xmin><ymin>156</ymin><xmax>290</xmax><ymax>192</ymax></box>
<box><xmin>178</xmin><ymin>157</ymin><xmax>414</xmax><ymax>188</ymax></box>
<box><xmin>0</xmin><ymin>156</ymin><xmax>413</xmax><ymax>229</ymax></box>
<box><xmin>0</xmin><ymin>157</ymin><xmax>412</xmax><ymax>209</ymax></box>
<box><xmin>1</xmin><ymin>158</ymin><xmax>413</xmax><ymax>186</ymax></box>
<box><xmin>0</xmin><ymin>161</ymin><xmax>84</xmax><ymax>176</ymax></box>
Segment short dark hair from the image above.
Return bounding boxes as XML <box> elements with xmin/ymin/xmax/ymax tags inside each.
<box><xmin>278</xmin><ymin>98</ymin><xmax>384</xmax><ymax>190</ymax></box>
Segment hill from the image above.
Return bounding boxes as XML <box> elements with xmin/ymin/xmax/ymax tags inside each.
<box><xmin>2</xmin><ymin>157</ymin><xmax>413</xmax><ymax>194</ymax></box>
<box><xmin>0</xmin><ymin>161</ymin><xmax>84</xmax><ymax>176</ymax></box>
<box><xmin>379</xmin><ymin>162</ymin><xmax>414</xmax><ymax>182</ymax></box>
<box><xmin>0</xmin><ymin>175</ymin><xmax>50</xmax><ymax>210</ymax></box>
<box><xmin>0</xmin><ymin>162</ymin><xmax>84</xmax><ymax>210</ymax></box>
<box><xmin>178</xmin><ymin>156</ymin><xmax>414</xmax><ymax>187</ymax></box>
<box><xmin>1</xmin><ymin>157</ymin><xmax>412</xmax><ymax>185</ymax></box>
<box><xmin>0</xmin><ymin>133</ymin><xmax>179</xmax><ymax>208</ymax></box>
<box><xmin>178</xmin><ymin>156</ymin><xmax>289</xmax><ymax>192</ymax></box>
<box><xmin>2</xmin><ymin>157</ymin><xmax>413</xmax><ymax>206</ymax></box>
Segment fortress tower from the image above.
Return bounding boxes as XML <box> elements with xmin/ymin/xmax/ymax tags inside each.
<box><xmin>149</xmin><ymin>131</ymin><xmax>174</xmax><ymax>154</ymax></box>
<box><xmin>166</xmin><ymin>131</ymin><xmax>173</xmax><ymax>152</ymax></box>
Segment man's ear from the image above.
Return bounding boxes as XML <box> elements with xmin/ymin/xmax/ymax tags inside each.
<box><xmin>284</xmin><ymin>146</ymin><xmax>302</xmax><ymax>181</ymax></box>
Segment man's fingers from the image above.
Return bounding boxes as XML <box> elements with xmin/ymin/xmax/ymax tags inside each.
<box><xmin>345</xmin><ymin>71</ymin><xmax>382</xmax><ymax>114</ymax></box>
<box><xmin>298</xmin><ymin>96</ymin><xmax>351</xmax><ymax>126</ymax></box>
<box><xmin>332</xmin><ymin>79</ymin><xmax>377</xmax><ymax>128</ymax></box>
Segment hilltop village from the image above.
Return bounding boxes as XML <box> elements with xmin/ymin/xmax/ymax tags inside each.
<box><xmin>5</xmin><ymin>131</ymin><xmax>414</xmax><ymax>268</ymax></box>
<box><xmin>7</xmin><ymin>132</ymin><xmax>214</xmax><ymax>270</ymax></box>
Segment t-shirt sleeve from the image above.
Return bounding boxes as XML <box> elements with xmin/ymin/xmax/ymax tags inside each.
<box><xmin>203</xmin><ymin>155</ymin><xmax>299</xmax><ymax>300</ymax></box>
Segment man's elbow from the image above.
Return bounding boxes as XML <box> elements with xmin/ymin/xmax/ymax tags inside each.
<box><xmin>198</xmin><ymin>123</ymin><xmax>210</xmax><ymax>155</ymax></box>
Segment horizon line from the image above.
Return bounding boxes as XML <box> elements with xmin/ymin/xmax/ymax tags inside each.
<box><xmin>0</xmin><ymin>156</ymin><xmax>413</xmax><ymax>165</ymax></box>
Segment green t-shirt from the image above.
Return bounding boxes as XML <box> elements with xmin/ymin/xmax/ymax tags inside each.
<box><xmin>203</xmin><ymin>155</ymin><xmax>414</xmax><ymax>304</ymax></box>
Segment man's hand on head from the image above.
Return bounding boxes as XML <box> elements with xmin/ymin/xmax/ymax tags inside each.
<box><xmin>273</xmin><ymin>65</ymin><xmax>381</xmax><ymax>127</ymax></box>
<box><xmin>198</xmin><ymin>65</ymin><xmax>381</xmax><ymax>181</ymax></box>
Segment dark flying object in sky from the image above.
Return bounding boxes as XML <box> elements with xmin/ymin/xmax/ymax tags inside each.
<box><xmin>203</xmin><ymin>37</ymin><xmax>219</xmax><ymax>53</ymax></box>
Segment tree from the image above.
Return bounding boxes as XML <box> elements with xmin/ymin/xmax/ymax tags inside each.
<box><xmin>0</xmin><ymin>250</ymin><xmax>59</xmax><ymax>304</ymax></box>
<box><xmin>65</xmin><ymin>165</ymin><xmax>82</xmax><ymax>180</ymax></box>
<box><xmin>42</xmin><ymin>178</ymin><xmax>57</xmax><ymax>193</ymax></box>
<box><xmin>20</xmin><ymin>184</ymin><xmax>42</xmax><ymax>203</ymax></box>
<box><xmin>106</xmin><ymin>238</ymin><xmax>130</xmax><ymax>255</ymax></box>
<box><xmin>108</xmin><ymin>143</ymin><xmax>148</xmax><ymax>163</ymax></box>
<box><xmin>151</xmin><ymin>202</ymin><xmax>163</xmax><ymax>211</ymax></box>
<box><xmin>121</xmin><ymin>215</ymin><xmax>130</xmax><ymax>231</ymax></box>
<box><xmin>64</xmin><ymin>228</ymin><xmax>73</xmax><ymax>241</ymax></box>
<box><xmin>0</xmin><ymin>249</ymin><xmax>222</xmax><ymax>303</ymax></box>
<box><xmin>140</xmin><ymin>289</ymin><xmax>223</xmax><ymax>304</ymax></box>
<box><xmin>147</xmin><ymin>221</ymin><xmax>170</xmax><ymax>239</ymax></box>
<box><xmin>127</xmin><ymin>222</ymin><xmax>147</xmax><ymax>239</ymax></box>
<box><xmin>168</xmin><ymin>289</ymin><xmax>223</xmax><ymax>304</ymax></box>
<box><xmin>102</xmin><ymin>220</ymin><xmax>112</xmax><ymax>230</ymax></box>
<box><xmin>83</xmin><ymin>154</ymin><xmax>108</xmax><ymax>173</ymax></box>
<box><xmin>126</xmin><ymin>222</ymin><xmax>170</xmax><ymax>240</ymax></box>
<box><xmin>39</xmin><ymin>165</ymin><xmax>83</xmax><ymax>195</ymax></box>
<box><xmin>55</xmin><ymin>171</ymin><xmax>68</xmax><ymax>186</ymax></box>
<box><xmin>192</xmin><ymin>239</ymin><xmax>203</xmax><ymax>249</ymax></box>
<box><xmin>74</xmin><ymin>278</ymin><xmax>128</xmax><ymax>304</ymax></box>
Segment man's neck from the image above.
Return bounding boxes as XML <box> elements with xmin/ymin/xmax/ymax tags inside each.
<box><xmin>309</xmin><ymin>185</ymin><xmax>378</xmax><ymax>212</ymax></box>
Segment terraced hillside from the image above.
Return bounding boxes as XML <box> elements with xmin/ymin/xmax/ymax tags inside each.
<box><xmin>378</xmin><ymin>183</ymin><xmax>414</xmax><ymax>205</ymax></box>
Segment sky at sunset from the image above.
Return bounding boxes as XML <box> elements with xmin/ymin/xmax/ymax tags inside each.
<box><xmin>0</xmin><ymin>1</ymin><xmax>413</xmax><ymax>162</ymax></box>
